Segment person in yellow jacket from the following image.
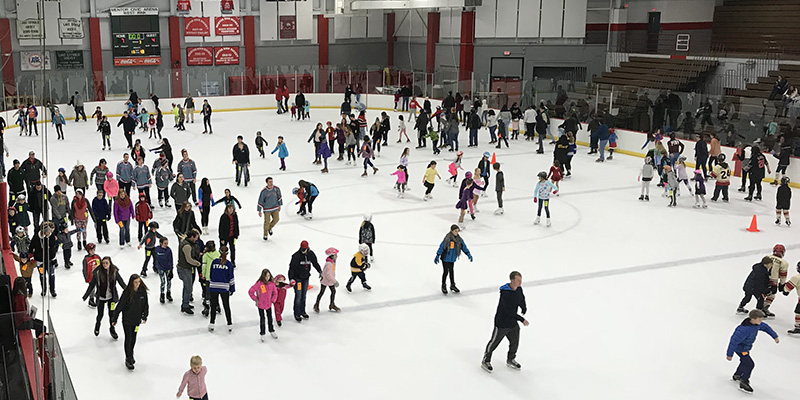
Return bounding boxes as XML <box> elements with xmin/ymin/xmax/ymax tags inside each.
<box><xmin>781</xmin><ymin>263</ymin><xmax>800</xmax><ymax>334</ymax></box>
<box><xmin>763</xmin><ymin>244</ymin><xmax>788</xmax><ymax>318</ymax></box>
<box><xmin>346</xmin><ymin>244</ymin><xmax>372</xmax><ymax>292</ymax></box>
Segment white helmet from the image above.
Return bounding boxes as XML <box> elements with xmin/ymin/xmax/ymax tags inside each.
<box><xmin>15</xmin><ymin>226</ymin><xmax>25</xmax><ymax>234</ymax></box>
<box><xmin>358</xmin><ymin>243</ymin><xmax>370</xmax><ymax>254</ymax></box>
<box><xmin>363</xmin><ymin>213</ymin><xmax>372</xmax><ymax>222</ymax></box>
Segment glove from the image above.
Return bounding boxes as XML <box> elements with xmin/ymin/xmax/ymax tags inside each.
<box><xmin>552</xmin><ymin>191</ymin><xmax>558</xmax><ymax>195</ymax></box>
<box><xmin>779</xmin><ymin>283</ymin><xmax>786</xmax><ymax>293</ymax></box>
<box><xmin>434</xmin><ymin>256</ymin><xmax>439</xmax><ymax>264</ymax></box>
<box><xmin>533</xmin><ymin>197</ymin><xmax>537</xmax><ymax>203</ymax></box>
<box><xmin>770</xmin><ymin>285</ymin><xmax>778</xmax><ymax>295</ymax></box>
<box><xmin>783</xmin><ymin>290</ymin><xmax>790</xmax><ymax>296</ymax></box>
<box><xmin>290</xmin><ymin>279</ymin><xmax>296</xmax><ymax>286</ymax></box>
<box><xmin>638</xmin><ymin>176</ymin><xmax>641</xmax><ymax>182</ymax></box>
<box><xmin>468</xmin><ymin>254</ymin><xmax>473</xmax><ymax>262</ymax></box>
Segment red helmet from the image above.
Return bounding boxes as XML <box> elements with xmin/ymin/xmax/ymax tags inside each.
<box><xmin>773</xmin><ymin>244</ymin><xmax>786</xmax><ymax>257</ymax></box>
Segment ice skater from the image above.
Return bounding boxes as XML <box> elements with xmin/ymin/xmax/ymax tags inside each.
<box><xmin>448</xmin><ymin>151</ymin><xmax>464</xmax><ymax>186</ymax></box>
<box><xmin>434</xmin><ymin>224</ymin><xmax>472</xmax><ymax>294</ymax></box>
<box><xmin>176</xmin><ymin>355</ymin><xmax>208</xmax><ymax>400</ymax></box>
<box><xmin>110</xmin><ymin>274</ymin><xmax>148</xmax><ymax>370</ymax></box>
<box><xmin>248</xmin><ymin>269</ymin><xmax>278</xmax><ymax>341</ymax></box>
<box><xmin>737</xmin><ymin>256</ymin><xmax>774</xmax><ymax>314</ymax></box>
<box><xmin>693</xmin><ymin>169</ymin><xmax>707</xmax><ymax>209</ymax></box>
<box><xmin>710</xmin><ymin>155</ymin><xmax>731</xmax><ymax>202</ymax></box>
<box><xmin>346</xmin><ymin>244</ymin><xmax>372</xmax><ymax>292</ymax></box>
<box><xmin>775</xmin><ymin>177</ymin><xmax>791</xmax><ymax>226</ymax></box>
<box><xmin>533</xmin><ymin>171</ymin><xmax>558</xmax><ymax>226</ymax></box>
<box><xmin>726</xmin><ymin>309</ymin><xmax>779</xmax><ymax>394</ymax></box>
<box><xmin>391</xmin><ymin>165</ymin><xmax>407</xmax><ymax>198</ymax></box>
<box><xmin>255</xmin><ymin>131</ymin><xmax>267</xmax><ymax>158</ymax></box>
<box><xmin>314</xmin><ymin>248</ymin><xmax>341</xmax><ymax>313</ymax></box>
<box><xmin>494</xmin><ymin>163</ymin><xmax>505</xmax><ymax>215</ymax></box>
<box><xmin>423</xmin><ymin>161</ymin><xmax>441</xmax><ymax>201</ymax></box>
<box><xmin>271</xmin><ymin>136</ymin><xmax>289</xmax><ymax>171</ymax></box>
<box><xmin>481</xmin><ymin>270</ymin><xmax>528</xmax><ymax>373</ymax></box>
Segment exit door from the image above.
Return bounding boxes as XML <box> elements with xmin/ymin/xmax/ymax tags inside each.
<box><xmin>647</xmin><ymin>11</ymin><xmax>661</xmax><ymax>53</ymax></box>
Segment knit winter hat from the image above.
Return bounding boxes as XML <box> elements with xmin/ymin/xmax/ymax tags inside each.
<box><xmin>325</xmin><ymin>247</ymin><xmax>339</xmax><ymax>256</ymax></box>
<box><xmin>300</xmin><ymin>240</ymin><xmax>309</xmax><ymax>249</ymax></box>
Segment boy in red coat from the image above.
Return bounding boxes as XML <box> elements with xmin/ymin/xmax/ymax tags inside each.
<box><xmin>134</xmin><ymin>192</ymin><xmax>152</xmax><ymax>242</ymax></box>
<box><xmin>82</xmin><ymin>243</ymin><xmax>101</xmax><ymax>307</ymax></box>
<box><xmin>273</xmin><ymin>274</ymin><xmax>289</xmax><ymax>326</ymax></box>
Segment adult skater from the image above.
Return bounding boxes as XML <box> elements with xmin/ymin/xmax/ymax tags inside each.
<box><xmin>184</xmin><ymin>94</ymin><xmax>195</xmax><ymax>124</ymax></box>
<box><xmin>295</xmin><ymin>91</ymin><xmax>307</xmax><ymax>120</ymax></box>
<box><xmin>481</xmin><ymin>270</ymin><xmax>528</xmax><ymax>373</ymax></box>
<box><xmin>170</xmin><ymin>174</ymin><xmax>191</xmax><ymax>214</ymax></box>
<box><xmin>232</xmin><ymin>136</ymin><xmax>250</xmax><ymax>187</ymax></box>
<box><xmin>257</xmin><ymin>177</ymin><xmax>282</xmax><ymax>241</ymax></box>
<box><xmin>116</xmin><ymin>153</ymin><xmax>134</xmax><ymax>196</ymax></box>
<box><xmin>201</xmin><ymin>99</ymin><xmax>212</xmax><ymax>134</ymax></box>
<box><xmin>133</xmin><ymin>157</ymin><xmax>152</xmax><ymax>206</ymax></box>
<box><xmin>208</xmin><ymin>245</ymin><xmax>235</xmax><ymax>333</ymax></box>
<box><xmin>176</xmin><ymin>230</ymin><xmax>201</xmax><ymax>315</ymax></box>
<box><xmin>82</xmin><ymin>256</ymin><xmax>126</xmax><ymax>338</ymax></box>
<box><xmin>218</xmin><ymin>204</ymin><xmax>239</xmax><ymax>266</ymax></box>
<box><xmin>117</xmin><ymin>111</ymin><xmax>137</xmax><ymax>149</ymax></box>
<box><xmin>150</xmin><ymin>138</ymin><xmax>174</xmax><ymax>171</ymax></box>
<box><xmin>111</xmin><ymin>274</ymin><xmax>149</xmax><ymax>370</ymax></box>
<box><xmin>287</xmin><ymin>240</ymin><xmax>322</xmax><ymax>322</ymax></box>
<box><xmin>434</xmin><ymin>224</ymin><xmax>473</xmax><ymax>294</ymax></box>
<box><xmin>69</xmin><ymin>91</ymin><xmax>86</xmax><ymax>121</ymax></box>
<box><xmin>177</xmin><ymin>150</ymin><xmax>199</xmax><ymax>205</ymax></box>
<box><xmin>98</xmin><ymin>116</ymin><xmax>111</xmax><ymax>150</ymax></box>
<box><xmin>20</xmin><ymin>151</ymin><xmax>47</xmax><ymax>193</ymax></box>
<box><xmin>29</xmin><ymin>222</ymin><xmax>59</xmax><ymax>297</ymax></box>
<box><xmin>297</xmin><ymin>180</ymin><xmax>318</xmax><ymax>219</ymax></box>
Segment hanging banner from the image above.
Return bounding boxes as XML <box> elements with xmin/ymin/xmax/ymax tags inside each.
<box><xmin>21</xmin><ymin>51</ymin><xmax>51</xmax><ymax>71</ymax></box>
<box><xmin>55</xmin><ymin>50</ymin><xmax>84</xmax><ymax>69</ymax></box>
<box><xmin>215</xmin><ymin>16</ymin><xmax>240</xmax><ymax>35</ymax></box>
<box><xmin>214</xmin><ymin>46</ymin><xmax>239</xmax><ymax>65</ymax></box>
<box><xmin>58</xmin><ymin>18</ymin><xmax>84</xmax><ymax>39</ymax></box>
<box><xmin>187</xmin><ymin>47</ymin><xmax>214</xmax><ymax>66</ymax></box>
<box><xmin>16</xmin><ymin>19</ymin><xmax>43</xmax><ymax>39</ymax></box>
<box><xmin>220</xmin><ymin>0</ymin><xmax>234</xmax><ymax>14</ymax></box>
<box><xmin>279</xmin><ymin>15</ymin><xmax>296</xmax><ymax>39</ymax></box>
<box><xmin>113</xmin><ymin>57</ymin><xmax>161</xmax><ymax>66</ymax></box>
<box><xmin>185</xmin><ymin>17</ymin><xmax>211</xmax><ymax>36</ymax></box>
<box><xmin>177</xmin><ymin>0</ymin><xmax>192</xmax><ymax>15</ymax></box>
<box><xmin>110</xmin><ymin>7</ymin><xmax>159</xmax><ymax>16</ymax></box>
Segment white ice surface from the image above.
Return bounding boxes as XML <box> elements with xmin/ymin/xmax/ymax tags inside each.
<box><xmin>7</xmin><ymin>107</ymin><xmax>799</xmax><ymax>400</ymax></box>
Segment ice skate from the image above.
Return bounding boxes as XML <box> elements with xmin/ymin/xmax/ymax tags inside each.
<box><xmin>506</xmin><ymin>359</ymin><xmax>522</xmax><ymax>370</ymax></box>
<box><xmin>441</xmin><ymin>284</ymin><xmax>448</xmax><ymax>294</ymax></box>
<box><xmin>762</xmin><ymin>307</ymin><xmax>775</xmax><ymax>318</ymax></box>
<box><xmin>125</xmin><ymin>360</ymin><xmax>134</xmax><ymax>370</ymax></box>
<box><xmin>346</xmin><ymin>281</ymin><xmax>352</xmax><ymax>293</ymax></box>
<box><xmin>166</xmin><ymin>291</ymin><xmax>173</xmax><ymax>302</ymax></box>
<box><xmin>159</xmin><ymin>199</ymin><xmax>163</xmax><ymax>207</ymax></box>
<box><xmin>738</xmin><ymin>380</ymin><xmax>753</xmax><ymax>393</ymax></box>
<box><xmin>208</xmin><ymin>323</ymin><xmax>215</xmax><ymax>332</ymax></box>
<box><xmin>645</xmin><ymin>195</ymin><xmax>650</xmax><ymax>201</ymax></box>
<box><xmin>546</xmin><ymin>218</ymin><xmax>551</xmax><ymax>227</ymax></box>
<box><xmin>362</xmin><ymin>283</ymin><xmax>372</xmax><ymax>291</ymax></box>
<box><xmin>228</xmin><ymin>323</ymin><xmax>233</xmax><ymax>332</ymax></box>
<box><xmin>693</xmin><ymin>203</ymin><xmax>700</xmax><ymax>208</ymax></box>
<box><xmin>607</xmin><ymin>155</ymin><xmax>613</xmax><ymax>160</ymax></box>
<box><xmin>203</xmin><ymin>227</ymin><xmax>209</xmax><ymax>235</ymax></box>
<box><xmin>534</xmin><ymin>216</ymin><xmax>541</xmax><ymax>225</ymax></box>
<box><xmin>639</xmin><ymin>195</ymin><xmax>644</xmax><ymax>201</ymax></box>
<box><xmin>494</xmin><ymin>208</ymin><xmax>504</xmax><ymax>215</ymax></box>
<box><xmin>470</xmin><ymin>213</ymin><xmax>476</xmax><ymax>220</ymax></box>
<box><xmin>160</xmin><ymin>293</ymin><xmax>165</xmax><ymax>304</ymax></box>
<box><xmin>743</xmin><ymin>195</ymin><xmax>751</xmax><ymax>201</ymax></box>
<box><xmin>110</xmin><ymin>326</ymin><xmax>118</xmax><ymax>340</ymax></box>
<box><xmin>754</xmin><ymin>195</ymin><xmax>762</xmax><ymax>201</ymax></box>
<box><xmin>776</xmin><ymin>219</ymin><xmax>781</xmax><ymax>226</ymax></box>
<box><xmin>361</xmin><ymin>171</ymin><xmax>367</xmax><ymax>177</ymax></box>
<box><xmin>373</xmin><ymin>167</ymin><xmax>379</xmax><ymax>174</ymax></box>
<box><xmin>788</xmin><ymin>327</ymin><xmax>800</xmax><ymax>335</ymax></box>
<box><xmin>738</xmin><ymin>186</ymin><xmax>746</xmax><ymax>192</ymax></box>
<box><xmin>450</xmin><ymin>285</ymin><xmax>460</xmax><ymax>293</ymax></box>
<box><xmin>702</xmin><ymin>203</ymin><xmax>708</xmax><ymax>208</ymax></box>
<box><xmin>481</xmin><ymin>361</ymin><xmax>493</xmax><ymax>373</ymax></box>
<box><xmin>329</xmin><ymin>303</ymin><xmax>341</xmax><ymax>312</ymax></box>
<box><xmin>260</xmin><ymin>334</ymin><xmax>265</xmax><ymax>342</ymax></box>
<box><xmin>321</xmin><ymin>168</ymin><xmax>328</xmax><ymax>173</ymax></box>
<box><xmin>313</xmin><ymin>302</ymin><xmax>320</xmax><ymax>313</ymax></box>
<box><xmin>736</xmin><ymin>307</ymin><xmax>748</xmax><ymax>314</ymax></box>
<box><xmin>787</xmin><ymin>220</ymin><xmax>791</xmax><ymax>227</ymax></box>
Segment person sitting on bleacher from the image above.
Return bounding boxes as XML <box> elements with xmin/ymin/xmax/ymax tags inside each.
<box><xmin>11</xmin><ymin>277</ymin><xmax>44</xmax><ymax>338</ymax></box>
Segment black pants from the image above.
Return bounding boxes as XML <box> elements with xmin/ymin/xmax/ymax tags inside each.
<box><xmin>696</xmin><ymin>157</ymin><xmax>708</xmax><ymax>178</ymax></box>
<box><xmin>483</xmin><ymin>325</ymin><xmax>520</xmax><ymax>363</ymax></box>
<box><xmin>158</xmin><ymin>188</ymin><xmax>169</xmax><ymax>205</ymax></box>
<box><xmin>38</xmin><ymin>261</ymin><xmax>55</xmax><ymax>293</ymax></box>
<box><xmin>257</xmin><ymin>145</ymin><xmax>265</xmax><ymax>157</ymax></box>
<box><xmin>424</xmin><ymin>181</ymin><xmax>434</xmax><ymax>195</ymax></box>
<box><xmin>496</xmin><ymin>134</ymin><xmax>509</xmax><ymax>148</ymax></box>
<box><xmin>125</xmin><ymin>130</ymin><xmax>134</xmax><ymax>148</ymax></box>
<box><xmin>203</xmin><ymin>116</ymin><xmax>212</xmax><ymax>132</ymax></box>
<box><xmin>75</xmin><ymin>106</ymin><xmax>86</xmax><ymax>121</ymax></box>
<box><xmin>189</xmin><ymin>181</ymin><xmax>197</xmax><ymax>203</ymax></box>
<box><xmin>55</xmin><ymin>124</ymin><xmax>64</xmax><ymax>139</ymax></box>
<box><xmin>315</xmin><ymin>284</ymin><xmax>336</xmax><ymax>306</ymax></box>
<box><xmin>28</xmin><ymin>118</ymin><xmax>37</xmax><ymax>135</ymax></box>
<box><xmin>95</xmin><ymin>221</ymin><xmax>109</xmax><ymax>242</ymax></box>
<box><xmin>525</xmin><ymin>123</ymin><xmax>535</xmax><ymax>139</ymax></box>
<box><xmin>103</xmin><ymin>133</ymin><xmax>111</xmax><ymax>149</ymax></box>
<box><xmin>712</xmin><ymin>185</ymin><xmax>729</xmax><ymax>201</ymax></box>
<box><xmin>748</xmin><ymin>176</ymin><xmax>763</xmax><ymax>197</ymax></box>
<box><xmin>739</xmin><ymin>290</ymin><xmax>765</xmax><ymax>310</ymax></box>
<box><xmin>220</xmin><ymin>238</ymin><xmax>236</xmax><ymax>264</ymax></box>
<box><xmin>258</xmin><ymin>308</ymin><xmax>274</xmax><ymax>335</ymax></box>
<box><xmin>496</xmin><ymin>191</ymin><xmax>504</xmax><ymax>208</ymax></box>
<box><xmin>119</xmin><ymin>182</ymin><xmax>131</xmax><ymax>196</ymax></box>
<box><xmin>210</xmin><ymin>292</ymin><xmax>232</xmax><ymax>325</ymax></box>
<box><xmin>347</xmin><ymin>271</ymin><xmax>367</xmax><ymax>287</ymax></box>
<box><xmin>201</xmin><ymin>207</ymin><xmax>210</xmax><ymax>227</ymax></box>
<box><xmin>740</xmin><ymin>170</ymin><xmax>749</xmax><ymax>189</ymax></box>
<box><xmin>141</xmin><ymin>248</ymin><xmax>155</xmax><ymax>273</ymax></box>
<box><xmin>441</xmin><ymin>261</ymin><xmax>455</xmax><ymax>286</ymax></box>
<box><xmin>96</xmin><ymin>299</ymin><xmax>114</xmax><ymax>328</ymax></box>
<box><xmin>418</xmin><ymin>128</ymin><xmax>427</xmax><ymax>147</ymax></box>
<box><xmin>123</xmin><ymin>323</ymin><xmax>138</xmax><ymax>363</ymax></box>
<box><xmin>63</xmin><ymin>248</ymin><xmax>72</xmax><ymax>266</ymax></box>
<box><xmin>300</xmin><ymin>195</ymin><xmax>317</xmax><ymax>214</ymax></box>
<box><xmin>138</xmin><ymin>221</ymin><xmax>147</xmax><ymax>242</ymax></box>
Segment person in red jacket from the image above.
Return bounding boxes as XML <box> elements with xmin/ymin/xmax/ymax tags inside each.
<box><xmin>275</xmin><ymin>89</ymin><xmax>284</xmax><ymax>114</ymax></box>
<box><xmin>135</xmin><ymin>192</ymin><xmax>152</xmax><ymax>242</ymax></box>
<box><xmin>281</xmin><ymin>85</ymin><xmax>290</xmax><ymax>112</ymax></box>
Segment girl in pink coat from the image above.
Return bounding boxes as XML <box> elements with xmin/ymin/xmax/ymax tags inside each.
<box><xmin>273</xmin><ymin>274</ymin><xmax>289</xmax><ymax>327</ymax></box>
<box><xmin>248</xmin><ymin>269</ymin><xmax>278</xmax><ymax>341</ymax></box>
<box><xmin>314</xmin><ymin>248</ymin><xmax>341</xmax><ymax>313</ymax></box>
<box><xmin>104</xmin><ymin>171</ymin><xmax>119</xmax><ymax>199</ymax></box>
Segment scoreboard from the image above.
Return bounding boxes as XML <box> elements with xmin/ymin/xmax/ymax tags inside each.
<box><xmin>110</xmin><ymin>8</ymin><xmax>161</xmax><ymax>66</ymax></box>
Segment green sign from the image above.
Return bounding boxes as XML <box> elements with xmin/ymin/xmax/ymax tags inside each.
<box><xmin>55</xmin><ymin>50</ymin><xmax>84</xmax><ymax>70</ymax></box>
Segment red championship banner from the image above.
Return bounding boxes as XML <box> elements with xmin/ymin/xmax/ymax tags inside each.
<box><xmin>279</xmin><ymin>16</ymin><xmax>296</xmax><ymax>39</ymax></box>
<box><xmin>186</xmin><ymin>47</ymin><xmax>213</xmax><ymax>66</ymax></box>
<box><xmin>220</xmin><ymin>0</ymin><xmax>234</xmax><ymax>14</ymax></box>
<box><xmin>176</xmin><ymin>0</ymin><xmax>191</xmax><ymax>15</ymax></box>
<box><xmin>114</xmin><ymin>56</ymin><xmax>161</xmax><ymax>66</ymax></box>
<box><xmin>184</xmin><ymin>17</ymin><xmax>210</xmax><ymax>36</ymax></box>
<box><xmin>215</xmin><ymin>16</ymin><xmax>240</xmax><ymax>35</ymax></box>
<box><xmin>214</xmin><ymin>46</ymin><xmax>239</xmax><ymax>65</ymax></box>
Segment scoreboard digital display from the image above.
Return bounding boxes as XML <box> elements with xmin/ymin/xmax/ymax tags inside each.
<box><xmin>110</xmin><ymin>8</ymin><xmax>161</xmax><ymax>67</ymax></box>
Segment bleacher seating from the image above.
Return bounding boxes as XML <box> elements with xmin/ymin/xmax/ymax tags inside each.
<box><xmin>731</xmin><ymin>64</ymin><xmax>800</xmax><ymax>98</ymax></box>
<box><xmin>593</xmin><ymin>56</ymin><xmax>719</xmax><ymax>91</ymax></box>
<box><xmin>711</xmin><ymin>0</ymin><xmax>800</xmax><ymax>54</ymax></box>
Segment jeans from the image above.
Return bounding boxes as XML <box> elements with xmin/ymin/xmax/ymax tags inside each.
<box><xmin>158</xmin><ymin>269</ymin><xmax>172</xmax><ymax>294</ymax></box>
<box><xmin>402</xmin><ymin>96</ymin><xmax>410</xmax><ymax>111</ymax></box>
<box><xmin>258</xmin><ymin>308</ymin><xmax>274</xmax><ymax>335</ymax></box>
<box><xmin>235</xmin><ymin>164</ymin><xmax>250</xmax><ymax>185</ymax></box>
<box><xmin>450</xmin><ymin>132</ymin><xmax>459</xmax><ymax>151</ymax></box>
<box><xmin>483</xmin><ymin>325</ymin><xmax>520</xmax><ymax>363</ymax></box>
<box><xmin>537</xmin><ymin>199</ymin><xmax>550</xmax><ymax>217</ymax></box>
<box><xmin>300</xmin><ymin>195</ymin><xmax>317</xmax><ymax>214</ymax></box>
<box><xmin>37</xmin><ymin>261</ymin><xmax>55</xmax><ymax>293</ymax></box>
<box><xmin>203</xmin><ymin>116</ymin><xmax>212</xmax><ymax>132</ymax></box>
<box><xmin>118</xmin><ymin>219</ymin><xmax>130</xmax><ymax>245</ymax></box>
<box><xmin>598</xmin><ymin>140</ymin><xmax>609</xmax><ymax>160</ymax></box>
<box><xmin>177</xmin><ymin>267</ymin><xmax>193</xmax><ymax>309</ymax></box>
<box><xmin>489</xmin><ymin>126</ymin><xmax>497</xmax><ymax>142</ymax></box>
<box><xmin>293</xmin><ymin>279</ymin><xmax>309</xmax><ymax>317</ymax></box>
<box><xmin>469</xmin><ymin>128</ymin><xmax>478</xmax><ymax>147</ymax></box>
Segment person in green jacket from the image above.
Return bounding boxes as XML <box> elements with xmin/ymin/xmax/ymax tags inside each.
<box><xmin>200</xmin><ymin>240</ymin><xmax>220</xmax><ymax>318</ymax></box>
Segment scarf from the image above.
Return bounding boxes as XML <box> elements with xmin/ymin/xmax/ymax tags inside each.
<box><xmin>116</xmin><ymin>194</ymin><xmax>131</xmax><ymax>208</ymax></box>
<box><xmin>443</xmin><ymin>232</ymin><xmax>462</xmax><ymax>257</ymax></box>
<box><xmin>72</xmin><ymin>195</ymin><xmax>86</xmax><ymax>210</ymax></box>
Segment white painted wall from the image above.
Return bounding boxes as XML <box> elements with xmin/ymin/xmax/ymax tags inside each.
<box><xmin>475</xmin><ymin>0</ymin><xmax>587</xmax><ymax>39</ymax></box>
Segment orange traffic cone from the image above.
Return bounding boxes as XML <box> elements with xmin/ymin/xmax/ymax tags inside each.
<box><xmin>746</xmin><ymin>215</ymin><xmax>760</xmax><ymax>232</ymax></box>
<box><xmin>490</xmin><ymin>152</ymin><xmax>496</xmax><ymax>164</ymax></box>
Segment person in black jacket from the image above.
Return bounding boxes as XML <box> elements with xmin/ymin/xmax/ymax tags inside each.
<box><xmin>82</xmin><ymin>256</ymin><xmax>126</xmax><ymax>338</ymax></box>
<box><xmin>173</xmin><ymin>202</ymin><xmax>201</xmax><ymax>244</ymax></box>
<box><xmin>7</xmin><ymin>159</ymin><xmax>26</xmax><ymax>203</ymax></box>
<box><xmin>737</xmin><ymin>257</ymin><xmax>774</xmax><ymax>314</ymax></box>
<box><xmin>201</xmin><ymin>99</ymin><xmax>212</xmax><ymax>134</ymax></box>
<box><xmin>481</xmin><ymin>271</ymin><xmax>528</xmax><ymax>373</ymax></box>
<box><xmin>414</xmin><ymin>111</ymin><xmax>429</xmax><ymax>149</ymax></box>
<box><xmin>287</xmin><ymin>240</ymin><xmax>322</xmax><ymax>322</ymax></box>
<box><xmin>218</xmin><ymin>204</ymin><xmax>239</xmax><ymax>265</ymax></box>
<box><xmin>443</xmin><ymin>91</ymin><xmax>455</xmax><ymax>111</ymax></box>
<box><xmin>232</xmin><ymin>136</ymin><xmax>250</xmax><ymax>187</ymax></box>
<box><xmin>21</xmin><ymin>151</ymin><xmax>47</xmax><ymax>193</ymax></box>
<box><xmin>29</xmin><ymin>222</ymin><xmax>59</xmax><ymax>297</ymax></box>
<box><xmin>295</xmin><ymin>92</ymin><xmax>306</xmax><ymax>120</ymax></box>
<box><xmin>117</xmin><ymin>111</ymin><xmax>138</xmax><ymax>149</ymax></box>
<box><xmin>112</xmin><ymin>274</ymin><xmax>149</xmax><ymax>370</ymax></box>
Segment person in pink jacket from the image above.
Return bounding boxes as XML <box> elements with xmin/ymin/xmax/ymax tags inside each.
<box><xmin>104</xmin><ymin>171</ymin><xmax>119</xmax><ymax>200</ymax></box>
<box><xmin>248</xmin><ymin>269</ymin><xmax>278</xmax><ymax>341</ymax></box>
<box><xmin>314</xmin><ymin>247</ymin><xmax>341</xmax><ymax>313</ymax></box>
<box><xmin>176</xmin><ymin>355</ymin><xmax>207</xmax><ymax>399</ymax></box>
<box><xmin>273</xmin><ymin>274</ymin><xmax>289</xmax><ymax>327</ymax></box>
<box><xmin>113</xmin><ymin>190</ymin><xmax>135</xmax><ymax>247</ymax></box>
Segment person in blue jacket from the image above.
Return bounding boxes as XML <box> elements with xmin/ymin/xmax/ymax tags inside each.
<box><xmin>434</xmin><ymin>224</ymin><xmax>473</xmax><ymax>295</ymax></box>
<box><xmin>271</xmin><ymin>136</ymin><xmax>289</xmax><ymax>171</ymax></box>
<box><xmin>297</xmin><ymin>180</ymin><xmax>318</xmax><ymax>220</ymax></box>
<box><xmin>592</xmin><ymin>122</ymin><xmax>610</xmax><ymax>162</ymax></box>
<box><xmin>726</xmin><ymin>309</ymin><xmax>779</xmax><ymax>394</ymax></box>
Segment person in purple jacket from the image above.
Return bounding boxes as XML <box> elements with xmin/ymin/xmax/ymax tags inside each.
<box><xmin>113</xmin><ymin>190</ymin><xmax>135</xmax><ymax>247</ymax></box>
<box><xmin>726</xmin><ymin>309</ymin><xmax>779</xmax><ymax>394</ymax></box>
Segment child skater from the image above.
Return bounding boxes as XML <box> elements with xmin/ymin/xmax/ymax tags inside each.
<box><xmin>359</xmin><ymin>213</ymin><xmax>376</xmax><ymax>262</ymax></box>
<box><xmin>606</xmin><ymin>128</ymin><xmax>617</xmax><ymax>160</ymax></box>
<box><xmin>471</xmin><ymin>168</ymin><xmax>485</xmax><ymax>213</ymax></box>
<box><xmin>639</xmin><ymin>156</ymin><xmax>655</xmax><ymax>201</ymax></box>
<box><xmin>776</xmin><ymin>176</ymin><xmax>791</xmax><ymax>226</ymax></box>
<box><xmin>82</xmin><ymin>242</ymin><xmax>100</xmax><ymax>307</ymax></box>
<box><xmin>423</xmin><ymin>161</ymin><xmax>441</xmax><ymax>201</ymax></box>
<box><xmin>726</xmin><ymin>309</ymin><xmax>779</xmax><ymax>394</ymax></box>
<box><xmin>176</xmin><ymin>355</ymin><xmax>208</xmax><ymax>400</ymax></box>
<box><xmin>314</xmin><ymin>248</ymin><xmax>341</xmax><ymax>313</ymax></box>
<box><xmin>710</xmin><ymin>155</ymin><xmax>731</xmax><ymax>202</ymax></box>
<box><xmin>91</xmin><ymin>106</ymin><xmax>103</xmax><ymax>127</ymax></box>
<box><xmin>273</xmin><ymin>274</ymin><xmax>289</xmax><ymax>326</ymax></box>
<box><xmin>290</xmin><ymin>102</ymin><xmax>297</xmax><ymax>120</ymax></box>
<box><xmin>138</xmin><ymin>221</ymin><xmax>164</xmax><ymax>278</ymax></box>
<box><xmin>737</xmin><ymin>256</ymin><xmax>774</xmax><ymax>315</ymax></box>
<box><xmin>533</xmin><ymin>171</ymin><xmax>558</xmax><ymax>227</ymax></box>
<box><xmin>255</xmin><ymin>131</ymin><xmax>267</xmax><ymax>158</ymax></box>
<box><xmin>397</xmin><ymin>115</ymin><xmax>410</xmax><ymax>143</ymax></box>
<box><xmin>782</xmin><ymin>264</ymin><xmax>800</xmax><ymax>334</ymax></box>
<box><xmin>664</xmin><ymin>165</ymin><xmax>678</xmax><ymax>207</ymax></box>
<box><xmin>457</xmin><ymin>174</ymin><xmax>480</xmax><ymax>226</ymax></box>
<box><xmin>675</xmin><ymin>156</ymin><xmax>693</xmax><ymax>196</ymax></box>
<box><xmin>346</xmin><ymin>244</ymin><xmax>372</xmax><ymax>292</ymax></box>
<box><xmin>147</xmin><ymin>115</ymin><xmax>157</xmax><ymax>139</ymax></box>
<box><xmin>55</xmin><ymin>221</ymin><xmax>79</xmax><ymax>269</ymax></box>
<box><xmin>448</xmin><ymin>151</ymin><xmax>464</xmax><ymax>187</ymax></box>
<box><xmin>693</xmin><ymin>169</ymin><xmax>707</xmax><ymax>208</ymax></box>
<box><xmin>248</xmin><ymin>268</ymin><xmax>278</xmax><ymax>341</ymax></box>
<box><xmin>547</xmin><ymin>160</ymin><xmax>563</xmax><ymax>194</ymax></box>
<box><xmin>493</xmin><ymin>163</ymin><xmax>505</xmax><ymax>215</ymax></box>
<box><xmin>134</xmin><ymin>193</ymin><xmax>152</xmax><ymax>243</ymax></box>
<box><xmin>153</xmin><ymin>237</ymin><xmax>173</xmax><ymax>304</ymax></box>
<box><xmin>391</xmin><ymin>165</ymin><xmax>407</xmax><ymax>198</ymax></box>
<box><xmin>271</xmin><ymin>136</ymin><xmax>289</xmax><ymax>171</ymax></box>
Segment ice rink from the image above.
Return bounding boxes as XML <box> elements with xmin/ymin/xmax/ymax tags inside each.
<box><xmin>8</xmin><ymin>106</ymin><xmax>799</xmax><ymax>399</ymax></box>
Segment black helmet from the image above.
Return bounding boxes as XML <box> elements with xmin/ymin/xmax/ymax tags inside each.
<box><xmin>781</xmin><ymin>176</ymin><xmax>790</xmax><ymax>186</ymax></box>
<box><xmin>537</xmin><ymin>171</ymin><xmax>547</xmax><ymax>179</ymax></box>
<box><xmin>149</xmin><ymin>221</ymin><xmax>159</xmax><ymax>229</ymax></box>
<box><xmin>717</xmin><ymin>153</ymin><xmax>726</xmax><ymax>163</ymax></box>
